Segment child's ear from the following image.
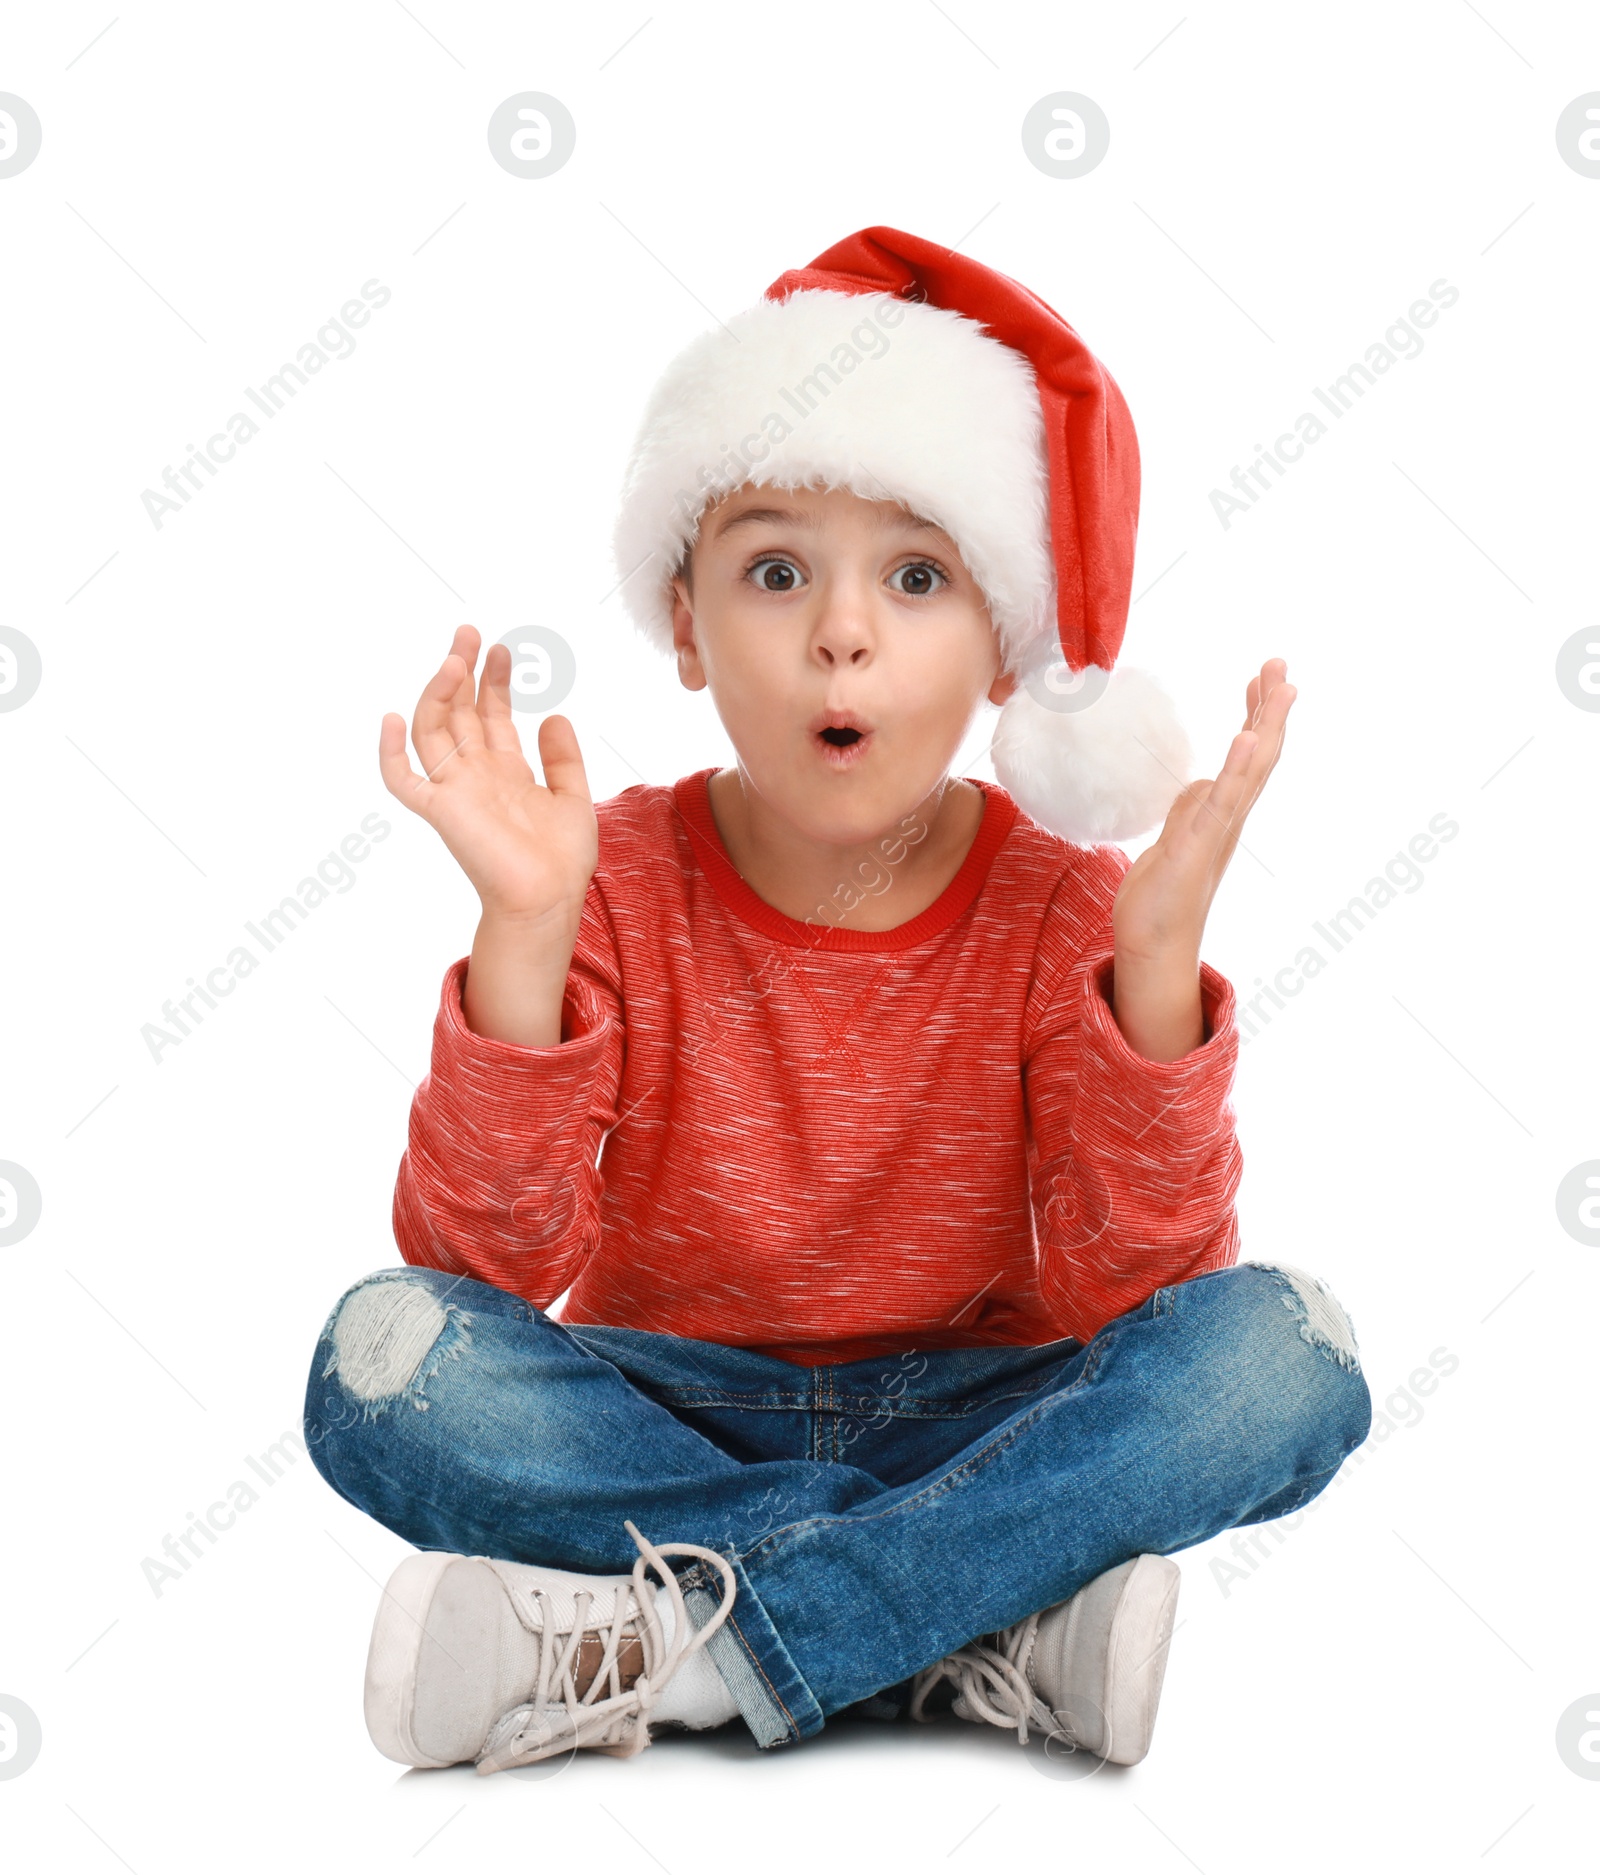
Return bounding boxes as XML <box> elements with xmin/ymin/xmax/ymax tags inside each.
<box><xmin>988</xmin><ymin>668</ymin><xmax>1019</xmax><ymax>707</ymax></box>
<box><xmin>670</xmin><ymin>577</ymin><xmax>708</xmax><ymax>693</ymax></box>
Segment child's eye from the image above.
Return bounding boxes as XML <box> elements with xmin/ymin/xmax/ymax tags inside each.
<box><xmin>887</xmin><ymin>560</ymin><xmax>947</xmax><ymax>596</ymax></box>
<box><xmin>746</xmin><ymin>555</ymin><xmax>804</xmax><ymax>593</ymax></box>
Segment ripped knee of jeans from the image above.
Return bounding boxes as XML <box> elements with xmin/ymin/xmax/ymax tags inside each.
<box><xmin>1244</xmin><ymin>1261</ymin><xmax>1362</xmax><ymax>1374</ymax></box>
<box><xmin>321</xmin><ymin>1274</ymin><xmax>473</xmax><ymax>1420</ymax></box>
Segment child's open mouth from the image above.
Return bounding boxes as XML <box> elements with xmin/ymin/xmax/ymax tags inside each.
<box><xmin>809</xmin><ymin>712</ymin><xmax>875</xmax><ymax>768</ymax></box>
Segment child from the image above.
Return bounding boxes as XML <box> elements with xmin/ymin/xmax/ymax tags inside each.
<box><xmin>304</xmin><ymin>227</ymin><xmax>1371</xmax><ymax>1775</ymax></box>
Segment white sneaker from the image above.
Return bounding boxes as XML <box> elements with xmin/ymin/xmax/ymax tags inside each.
<box><xmin>908</xmin><ymin>1554</ymin><xmax>1181</xmax><ymax>1766</ymax></box>
<box><xmin>362</xmin><ymin>1518</ymin><xmax>738</xmax><ymax>1774</ymax></box>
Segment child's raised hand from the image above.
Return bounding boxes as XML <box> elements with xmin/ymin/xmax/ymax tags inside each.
<box><xmin>380</xmin><ymin>626</ymin><xmax>598</xmax><ymax>927</ymax></box>
<box><xmin>1112</xmin><ymin>657</ymin><xmax>1297</xmax><ymax>969</ymax></box>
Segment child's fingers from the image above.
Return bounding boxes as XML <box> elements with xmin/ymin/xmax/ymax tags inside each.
<box><xmin>450</xmin><ymin>623</ymin><xmax>482</xmax><ymax>669</ymax></box>
<box><xmin>412</xmin><ymin>648</ymin><xmax>485</xmax><ymax>777</ymax></box>
<box><xmin>1192</xmin><ymin>688</ymin><xmax>1296</xmax><ymax>875</ymax></box>
<box><xmin>1242</xmin><ymin>657</ymin><xmax>1288</xmax><ymax>732</ymax></box>
<box><xmin>1237</xmin><ymin>678</ymin><xmax>1296</xmax><ymax>809</ymax></box>
<box><xmin>1259</xmin><ymin>677</ymin><xmax>1297</xmax><ymax>753</ymax></box>
<box><xmin>536</xmin><ymin>714</ymin><xmax>593</xmax><ymax>805</ymax></box>
<box><xmin>410</xmin><ymin>652</ymin><xmax>467</xmax><ymax>774</ymax></box>
<box><xmin>442</xmin><ymin>628</ymin><xmax>490</xmax><ymax>753</ymax></box>
<box><xmin>476</xmin><ymin>643</ymin><xmax>524</xmax><ymax>756</ymax></box>
<box><xmin>379</xmin><ymin>711</ymin><xmax>432</xmax><ymax>812</ymax></box>
<box><xmin>1222</xmin><ymin>667</ymin><xmax>1296</xmax><ymax>802</ymax></box>
<box><xmin>1181</xmin><ymin>732</ymin><xmax>1258</xmax><ymax>862</ymax></box>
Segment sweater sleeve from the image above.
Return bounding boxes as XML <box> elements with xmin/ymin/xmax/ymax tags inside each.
<box><xmin>1023</xmin><ymin>848</ymin><xmax>1243</xmax><ymax>1344</ymax></box>
<box><xmin>392</xmin><ymin>879</ymin><xmax>625</xmax><ymax>1307</ymax></box>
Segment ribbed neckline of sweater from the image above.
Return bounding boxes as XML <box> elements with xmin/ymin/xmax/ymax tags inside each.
<box><xmin>671</xmin><ymin>765</ymin><xmax>1018</xmax><ymax>952</ymax></box>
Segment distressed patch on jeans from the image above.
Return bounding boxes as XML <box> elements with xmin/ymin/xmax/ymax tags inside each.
<box><xmin>322</xmin><ymin>1275</ymin><xmax>473</xmax><ymax>1419</ymax></box>
<box><xmin>1245</xmin><ymin>1261</ymin><xmax>1362</xmax><ymax>1374</ymax></box>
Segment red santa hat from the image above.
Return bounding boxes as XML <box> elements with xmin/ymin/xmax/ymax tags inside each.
<box><xmin>612</xmin><ymin>224</ymin><xmax>1192</xmax><ymax>844</ymax></box>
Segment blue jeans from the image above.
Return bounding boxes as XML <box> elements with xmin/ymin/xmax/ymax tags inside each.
<box><xmin>303</xmin><ymin>1260</ymin><xmax>1371</xmax><ymax>1749</ymax></box>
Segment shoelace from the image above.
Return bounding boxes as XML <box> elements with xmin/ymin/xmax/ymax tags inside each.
<box><xmin>908</xmin><ymin>1612</ymin><xmax>1060</xmax><ymax>1746</ymax></box>
<box><xmin>474</xmin><ymin>1518</ymin><xmax>738</xmax><ymax>1775</ymax></box>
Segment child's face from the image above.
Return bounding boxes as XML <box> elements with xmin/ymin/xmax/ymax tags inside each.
<box><xmin>670</xmin><ymin>483</ymin><xmax>1017</xmax><ymax>838</ymax></box>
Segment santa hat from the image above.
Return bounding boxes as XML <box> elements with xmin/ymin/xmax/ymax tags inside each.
<box><xmin>611</xmin><ymin>225</ymin><xmax>1193</xmax><ymax>844</ymax></box>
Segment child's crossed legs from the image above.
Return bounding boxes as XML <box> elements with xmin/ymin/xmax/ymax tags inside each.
<box><xmin>304</xmin><ymin>1261</ymin><xmax>1371</xmax><ymax>1756</ymax></box>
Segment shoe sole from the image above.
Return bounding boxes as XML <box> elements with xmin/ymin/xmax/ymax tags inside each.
<box><xmin>364</xmin><ymin>1551</ymin><xmax>460</xmax><ymax>1768</ymax></box>
<box><xmin>1099</xmin><ymin>1554</ymin><xmax>1181</xmax><ymax>1766</ymax></box>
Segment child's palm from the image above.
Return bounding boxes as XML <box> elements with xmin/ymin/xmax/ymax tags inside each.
<box><xmin>380</xmin><ymin>626</ymin><xmax>598</xmax><ymax>923</ymax></box>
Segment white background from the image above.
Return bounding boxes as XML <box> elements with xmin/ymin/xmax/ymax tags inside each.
<box><xmin>3</xmin><ymin>2</ymin><xmax>1596</xmax><ymax>1868</ymax></box>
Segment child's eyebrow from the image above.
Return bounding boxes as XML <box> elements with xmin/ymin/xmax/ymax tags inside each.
<box><xmin>712</xmin><ymin>505</ymin><xmax>805</xmax><ymax>538</ymax></box>
<box><xmin>711</xmin><ymin>503</ymin><xmax>947</xmax><ymax>541</ymax></box>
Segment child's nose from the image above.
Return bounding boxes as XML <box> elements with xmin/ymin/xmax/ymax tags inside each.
<box><xmin>810</xmin><ymin>579</ymin><xmax>877</xmax><ymax>665</ymax></box>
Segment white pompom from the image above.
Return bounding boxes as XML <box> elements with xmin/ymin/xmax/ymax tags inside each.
<box><xmin>990</xmin><ymin>664</ymin><xmax>1194</xmax><ymax>845</ymax></box>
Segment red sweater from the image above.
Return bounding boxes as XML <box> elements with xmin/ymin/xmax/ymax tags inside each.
<box><xmin>394</xmin><ymin>767</ymin><xmax>1243</xmax><ymax>1366</ymax></box>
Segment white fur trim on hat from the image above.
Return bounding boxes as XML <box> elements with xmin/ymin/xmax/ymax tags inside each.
<box><xmin>612</xmin><ymin>288</ymin><xmax>1055</xmax><ymax>672</ymax></box>
<box><xmin>991</xmin><ymin>664</ymin><xmax>1194</xmax><ymax>845</ymax></box>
